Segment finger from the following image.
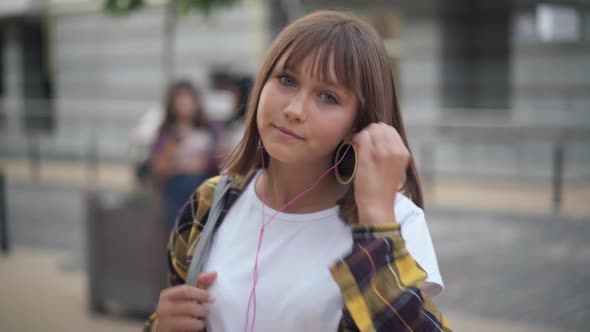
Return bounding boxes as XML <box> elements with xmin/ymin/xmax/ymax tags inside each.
<box><xmin>165</xmin><ymin>285</ymin><xmax>212</xmax><ymax>303</ymax></box>
<box><xmin>352</xmin><ymin>127</ymin><xmax>370</xmax><ymax>148</ymax></box>
<box><xmin>366</xmin><ymin>123</ymin><xmax>383</xmax><ymax>151</ymax></box>
<box><xmin>386</xmin><ymin>126</ymin><xmax>410</xmax><ymax>158</ymax></box>
<box><xmin>371</xmin><ymin>123</ymin><xmax>391</xmax><ymax>153</ymax></box>
<box><xmin>352</xmin><ymin>129</ymin><xmax>372</xmax><ymax>162</ymax></box>
<box><xmin>171</xmin><ymin>301</ymin><xmax>208</xmax><ymax>318</ymax></box>
<box><xmin>197</xmin><ymin>271</ymin><xmax>218</xmax><ymax>289</ymax></box>
<box><xmin>372</xmin><ymin>123</ymin><xmax>398</xmax><ymax>153</ymax></box>
<box><xmin>167</xmin><ymin>317</ymin><xmax>205</xmax><ymax>331</ymax></box>
<box><xmin>386</xmin><ymin>125</ymin><xmax>404</xmax><ymax>150</ymax></box>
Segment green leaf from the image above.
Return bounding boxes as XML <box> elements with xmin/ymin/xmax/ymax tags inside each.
<box><xmin>104</xmin><ymin>0</ymin><xmax>145</xmax><ymax>16</ymax></box>
<box><xmin>178</xmin><ymin>0</ymin><xmax>194</xmax><ymax>16</ymax></box>
<box><xmin>103</xmin><ymin>0</ymin><xmax>238</xmax><ymax>17</ymax></box>
<box><xmin>177</xmin><ymin>0</ymin><xmax>239</xmax><ymax>17</ymax></box>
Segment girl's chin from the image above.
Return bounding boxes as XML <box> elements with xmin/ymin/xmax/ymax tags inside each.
<box><xmin>263</xmin><ymin>147</ymin><xmax>306</xmax><ymax>165</ymax></box>
<box><xmin>265</xmin><ymin>149</ymin><xmax>333</xmax><ymax>169</ymax></box>
<box><xmin>264</xmin><ymin>149</ymin><xmax>300</xmax><ymax>165</ymax></box>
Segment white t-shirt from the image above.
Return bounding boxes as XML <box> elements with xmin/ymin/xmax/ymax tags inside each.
<box><xmin>204</xmin><ymin>172</ymin><xmax>443</xmax><ymax>332</ymax></box>
<box><xmin>175</xmin><ymin>129</ymin><xmax>212</xmax><ymax>164</ymax></box>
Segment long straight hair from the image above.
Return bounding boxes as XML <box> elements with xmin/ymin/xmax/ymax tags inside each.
<box><xmin>158</xmin><ymin>80</ymin><xmax>208</xmax><ymax>136</ymax></box>
<box><xmin>222</xmin><ymin>11</ymin><xmax>424</xmax><ymax>224</ymax></box>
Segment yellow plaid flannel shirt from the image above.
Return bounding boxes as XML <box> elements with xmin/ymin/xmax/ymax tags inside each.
<box><xmin>145</xmin><ymin>173</ymin><xmax>452</xmax><ymax>332</ymax></box>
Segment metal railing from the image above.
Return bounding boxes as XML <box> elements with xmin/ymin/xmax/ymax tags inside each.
<box><xmin>1</xmin><ymin>99</ymin><xmax>590</xmax><ymax>214</ymax></box>
<box><xmin>0</xmin><ymin>169</ymin><xmax>8</xmax><ymax>254</ymax></box>
<box><xmin>406</xmin><ymin>115</ymin><xmax>590</xmax><ymax>214</ymax></box>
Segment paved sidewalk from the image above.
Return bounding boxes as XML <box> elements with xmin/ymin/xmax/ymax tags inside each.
<box><xmin>0</xmin><ymin>249</ymin><xmax>575</xmax><ymax>332</ymax></box>
<box><xmin>1</xmin><ymin>159</ymin><xmax>589</xmax><ymax>218</ymax></box>
<box><xmin>0</xmin><ymin>249</ymin><xmax>144</xmax><ymax>332</ymax></box>
<box><xmin>430</xmin><ymin>213</ymin><xmax>589</xmax><ymax>332</ymax></box>
<box><xmin>1</xmin><ymin>158</ymin><xmax>588</xmax><ymax>331</ymax></box>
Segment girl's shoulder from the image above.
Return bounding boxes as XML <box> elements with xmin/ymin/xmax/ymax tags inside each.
<box><xmin>195</xmin><ymin>171</ymin><xmax>257</xmax><ymax>200</ymax></box>
<box><xmin>197</xmin><ymin>175</ymin><xmax>223</xmax><ymax>194</ymax></box>
<box><xmin>394</xmin><ymin>192</ymin><xmax>425</xmax><ymax>226</ymax></box>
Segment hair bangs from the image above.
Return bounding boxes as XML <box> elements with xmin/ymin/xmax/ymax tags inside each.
<box><xmin>281</xmin><ymin>24</ymin><xmax>365</xmax><ymax>109</ymax></box>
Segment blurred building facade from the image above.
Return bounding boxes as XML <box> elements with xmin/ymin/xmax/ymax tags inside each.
<box><xmin>0</xmin><ymin>0</ymin><xmax>267</xmax><ymax>161</ymax></box>
<box><xmin>1</xmin><ymin>0</ymin><xmax>589</xmax><ymax>180</ymax></box>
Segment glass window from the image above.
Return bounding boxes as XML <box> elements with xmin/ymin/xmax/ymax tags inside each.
<box><xmin>536</xmin><ymin>4</ymin><xmax>581</xmax><ymax>42</ymax></box>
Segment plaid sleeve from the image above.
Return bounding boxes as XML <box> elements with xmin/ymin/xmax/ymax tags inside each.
<box><xmin>332</xmin><ymin>223</ymin><xmax>452</xmax><ymax>332</ymax></box>
<box><xmin>143</xmin><ymin>176</ymin><xmax>221</xmax><ymax>332</ymax></box>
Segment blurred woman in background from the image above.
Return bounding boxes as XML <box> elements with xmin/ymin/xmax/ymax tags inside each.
<box><xmin>150</xmin><ymin>80</ymin><xmax>217</xmax><ymax>228</ymax></box>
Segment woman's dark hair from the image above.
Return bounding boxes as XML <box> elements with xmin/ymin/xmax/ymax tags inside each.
<box><xmin>158</xmin><ymin>80</ymin><xmax>208</xmax><ymax>136</ymax></box>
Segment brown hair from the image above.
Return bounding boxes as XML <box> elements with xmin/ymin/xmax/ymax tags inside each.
<box><xmin>222</xmin><ymin>10</ymin><xmax>424</xmax><ymax>224</ymax></box>
<box><xmin>158</xmin><ymin>79</ymin><xmax>208</xmax><ymax>136</ymax></box>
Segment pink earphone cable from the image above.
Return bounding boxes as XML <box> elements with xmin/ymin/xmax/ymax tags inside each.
<box><xmin>244</xmin><ymin>143</ymin><xmax>352</xmax><ymax>332</ymax></box>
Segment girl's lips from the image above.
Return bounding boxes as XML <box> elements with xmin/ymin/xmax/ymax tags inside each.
<box><xmin>273</xmin><ymin>125</ymin><xmax>303</xmax><ymax>139</ymax></box>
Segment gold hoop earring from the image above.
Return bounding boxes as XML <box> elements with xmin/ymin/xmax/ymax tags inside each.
<box><xmin>334</xmin><ymin>142</ymin><xmax>357</xmax><ymax>185</ymax></box>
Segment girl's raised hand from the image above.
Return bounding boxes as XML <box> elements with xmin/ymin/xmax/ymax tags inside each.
<box><xmin>351</xmin><ymin>122</ymin><xmax>410</xmax><ymax>225</ymax></box>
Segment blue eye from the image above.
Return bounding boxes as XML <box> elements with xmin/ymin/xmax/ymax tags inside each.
<box><xmin>321</xmin><ymin>93</ymin><xmax>338</xmax><ymax>104</ymax></box>
<box><xmin>279</xmin><ymin>75</ymin><xmax>296</xmax><ymax>86</ymax></box>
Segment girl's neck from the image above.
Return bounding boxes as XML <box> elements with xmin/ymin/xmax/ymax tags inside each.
<box><xmin>254</xmin><ymin>159</ymin><xmax>349</xmax><ymax>214</ymax></box>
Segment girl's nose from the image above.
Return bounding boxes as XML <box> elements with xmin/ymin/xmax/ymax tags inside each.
<box><xmin>283</xmin><ymin>92</ymin><xmax>308</xmax><ymax>122</ymax></box>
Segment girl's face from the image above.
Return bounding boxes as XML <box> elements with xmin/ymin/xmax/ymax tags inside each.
<box><xmin>257</xmin><ymin>52</ymin><xmax>358</xmax><ymax>168</ymax></box>
<box><xmin>174</xmin><ymin>89</ymin><xmax>198</xmax><ymax>123</ymax></box>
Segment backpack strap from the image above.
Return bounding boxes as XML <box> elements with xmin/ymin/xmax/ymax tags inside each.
<box><xmin>185</xmin><ymin>174</ymin><xmax>232</xmax><ymax>286</ymax></box>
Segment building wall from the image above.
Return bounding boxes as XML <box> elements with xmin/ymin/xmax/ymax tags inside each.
<box><xmin>508</xmin><ymin>3</ymin><xmax>590</xmax><ymax>180</ymax></box>
<box><xmin>1</xmin><ymin>0</ymin><xmax>588</xmax><ymax>181</ymax></box>
<box><xmin>398</xmin><ymin>13</ymin><xmax>443</xmax><ymax>118</ymax></box>
<box><xmin>400</xmin><ymin>1</ymin><xmax>590</xmax><ymax>182</ymax></box>
<box><xmin>46</xmin><ymin>0</ymin><xmax>267</xmax><ymax>160</ymax></box>
<box><xmin>511</xmin><ymin>4</ymin><xmax>590</xmax><ymax>125</ymax></box>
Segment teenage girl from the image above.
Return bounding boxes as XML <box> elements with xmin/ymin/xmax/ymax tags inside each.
<box><xmin>146</xmin><ymin>11</ymin><xmax>452</xmax><ymax>332</ymax></box>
